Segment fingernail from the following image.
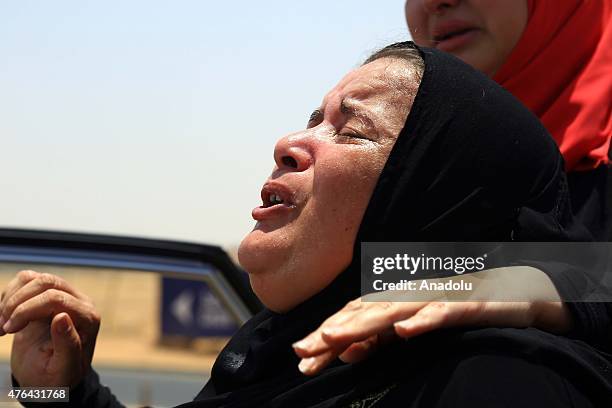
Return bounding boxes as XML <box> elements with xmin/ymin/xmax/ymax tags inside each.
<box><xmin>292</xmin><ymin>338</ymin><xmax>312</xmax><ymax>351</ymax></box>
<box><xmin>298</xmin><ymin>357</ymin><xmax>316</xmax><ymax>374</ymax></box>
<box><xmin>3</xmin><ymin>319</ymin><xmax>13</xmax><ymax>333</ymax></box>
<box><xmin>394</xmin><ymin>320</ymin><xmax>414</xmax><ymax>331</ymax></box>
<box><xmin>56</xmin><ymin>315</ymin><xmax>70</xmax><ymax>334</ymax></box>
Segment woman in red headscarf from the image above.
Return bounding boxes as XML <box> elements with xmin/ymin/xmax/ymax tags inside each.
<box><xmin>405</xmin><ymin>0</ymin><xmax>612</xmax><ymax>239</ymax></box>
<box><xmin>494</xmin><ymin>0</ymin><xmax>611</xmax><ymax>173</ymax></box>
<box><xmin>295</xmin><ymin>0</ymin><xmax>612</xmax><ymax>377</ymax></box>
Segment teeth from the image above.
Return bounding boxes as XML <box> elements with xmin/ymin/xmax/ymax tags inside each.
<box><xmin>270</xmin><ymin>194</ymin><xmax>284</xmax><ymax>205</ymax></box>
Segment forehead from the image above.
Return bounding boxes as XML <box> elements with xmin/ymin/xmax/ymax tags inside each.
<box><xmin>322</xmin><ymin>58</ymin><xmax>408</xmax><ymax>106</ymax></box>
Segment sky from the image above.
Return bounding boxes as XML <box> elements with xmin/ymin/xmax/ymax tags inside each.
<box><xmin>0</xmin><ymin>0</ymin><xmax>409</xmax><ymax>249</ymax></box>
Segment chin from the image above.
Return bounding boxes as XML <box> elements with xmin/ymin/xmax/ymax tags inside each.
<box><xmin>238</xmin><ymin>230</ymin><xmax>306</xmax><ymax>313</ymax></box>
<box><xmin>455</xmin><ymin>47</ymin><xmax>498</xmax><ymax>77</ymax></box>
<box><xmin>237</xmin><ymin>231</ymin><xmax>266</xmax><ymax>275</ymax></box>
<box><xmin>239</xmin><ymin>228</ymin><xmax>287</xmax><ymax>274</ymax></box>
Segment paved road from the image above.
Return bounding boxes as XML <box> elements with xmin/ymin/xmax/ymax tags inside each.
<box><xmin>0</xmin><ymin>363</ymin><xmax>209</xmax><ymax>408</ymax></box>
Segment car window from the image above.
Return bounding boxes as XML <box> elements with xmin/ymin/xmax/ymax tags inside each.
<box><xmin>0</xmin><ymin>262</ymin><xmax>239</xmax><ymax>407</ymax></box>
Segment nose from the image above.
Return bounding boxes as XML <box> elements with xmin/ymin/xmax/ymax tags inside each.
<box><xmin>422</xmin><ymin>0</ymin><xmax>459</xmax><ymax>14</ymax></box>
<box><xmin>273</xmin><ymin>134</ymin><xmax>313</xmax><ymax>173</ymax></box>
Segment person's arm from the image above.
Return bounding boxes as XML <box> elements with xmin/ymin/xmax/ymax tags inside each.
<box><xmin>527</xmin><ymin>259</ymin><xmax>612</xmax><ymax>348</ymax></box>
<box><xmin>292</xmin><ymin>266</ymin><xmax>580</xmax><ymax>375</ymax></box>
<box><xmin>565</xmin><ymin>301</ymin><xmax>612</xmax><ymax>346</ymax></box>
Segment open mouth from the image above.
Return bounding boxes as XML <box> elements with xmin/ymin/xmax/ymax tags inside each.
<box><xmin>262</xmin><ymin>192</ymin><xmax>285</xmax><ymax>208</ymax></box>
<box><xmin>260</xmin><ymin>184</ymin><xmax>293</xmax><ymax>209</ymax></box>
<box><xmin>252</xmin><ymin>182</ymin><xmax>296</xmax><ymax>222</ymax></box>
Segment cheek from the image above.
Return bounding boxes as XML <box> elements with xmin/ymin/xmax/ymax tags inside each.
<box><xmin>405</xmin><ymin>1</ymin><xmax>430</xmax><ymax>45</ymax></box>
<box><xmin>495</xmin><ymin>0</ymin><xmax>528</xmax><ymax>51</ymax></box>
<box><xmin>313</xmin><ymin>153</ymin><xmax>385</xmax><ymax>236</ymax></box>
<box><xmin>479</xmin><ymin>0</ymin><xmax>528</xmax><ymax>64</ymax></box>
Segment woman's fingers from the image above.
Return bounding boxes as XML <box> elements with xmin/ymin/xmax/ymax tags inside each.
<box><xmin>2</xmin><ymin>289</ymin><xmax>97</xmax><ymax>335</ymax></box>
<box><xmin>297</xmin><ymin>327</ymin><xmax>399</xmax><ymax>374</ymax></box>
<box><xmin>0</xmin><ymin>270</ymin><xmax>40</xmax><ymax>311</ymax></box>
<box><xmin>393</xmin><ymin>301</ymin><xmax>502</xmax><ymax>338</ymax></box>
<box><xmin>321</xmin><ymin>302</ymin><xmax>426</xmax><ymax>343</ymax></box>
<box><xmin>293</xmin><ymin>297</ymin><xmax>552</xmax><ymax>377</ymax></box>
<box><xmin>338</xmin><ymin>335</ymin><xmax>380</xmax><ymax>364</ymax></box>
<box><xmin>292</xmin><ymin>300</ymin><xmax>419</xmax><ymax>376</ymax></box>
<box><xmin>293</xmin><ymin>301</ymin><xmax>488</xmax><ymax>374</ymax></box>
<box><xmin>0</xmin><ymin>270</ymin><xmax>42</xmax><ymax>334</ymax></box>
<box><xmin>48</xmin><ymin>313</ymin><xmax>84</xmax><ymax>387</ymax></box>
<box><xmin>296</xmin><ymin>338</ymin><xmax>374</xmax><ymax>375</ymax></box>
<box><xmin>292</xmin><ymin>303</ymin><xmax>368</xmax><ymax>357</ymax></box>
<box><xmin>297</xmin><ymin>350</ymin><xmax>336</xmax><ymax>376</ymax></box>
<box><xmin>294</xmin><ymin>300</ymin><xmax>426</xmax><ymax>358</ymax></box>
<box><xmin>0</xmin><ymin>272</ymin><xmax>89</xmax><ymax>329</ymax></box>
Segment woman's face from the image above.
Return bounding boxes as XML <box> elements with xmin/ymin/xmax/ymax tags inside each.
<box><xmin>405</xmin><ymin>0</ymin><xmax>528</xmax><ymax>76</ymax></box>
<box><xmin>238</xmin><ymin>58</ymin><xmax>418</xmax><ymax>312</ymax></box>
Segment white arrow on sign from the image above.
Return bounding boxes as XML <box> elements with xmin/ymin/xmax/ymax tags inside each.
<box><xmin>170</xmin><ymin>290</ymin><xmax>195</xmax><ymax>327</ymax></box>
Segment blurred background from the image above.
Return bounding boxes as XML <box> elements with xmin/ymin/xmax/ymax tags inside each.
<box><xmin>0</xmin><ymin>1</ymin><xmax>409</xmax><ymax>406</ymax></box>
<box><xmin>1</xmin><ymin>0</ymin><xmax>408</xmax><ymax>249</ymax></box>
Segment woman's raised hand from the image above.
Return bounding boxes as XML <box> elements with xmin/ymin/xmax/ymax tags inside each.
<box><xmin>293</xmin><ymin>267</ymin><xmax>573</xmax><ymax>375</ymax></box>
<box><xmin>0</xmin><ymin>270</ymin><xmax>101</xmax><ymax>388</ymax></box>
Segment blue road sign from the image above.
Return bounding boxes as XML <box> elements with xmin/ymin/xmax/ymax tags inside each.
<box><xmin>161</xmin><ymin>277</ymin><xmax>238</xmax><ymax>337</ymax></box>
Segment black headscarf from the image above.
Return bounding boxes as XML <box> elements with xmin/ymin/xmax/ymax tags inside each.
<box><xmin>182</xmin><ymin>43</ymin><xmax>612</xmax><ymax>408</ymax></box>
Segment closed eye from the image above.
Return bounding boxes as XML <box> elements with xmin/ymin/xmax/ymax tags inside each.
<box><xmin>338</xmin><ymin>131</ymin><xmax>371</xmax><ymax>141</ymax></box>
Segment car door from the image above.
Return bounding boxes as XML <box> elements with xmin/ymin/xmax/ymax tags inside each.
<box><xmin>0</xmin><ymin>228</ymin><xmax>261</xmax><ymax>408</ymax></box>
